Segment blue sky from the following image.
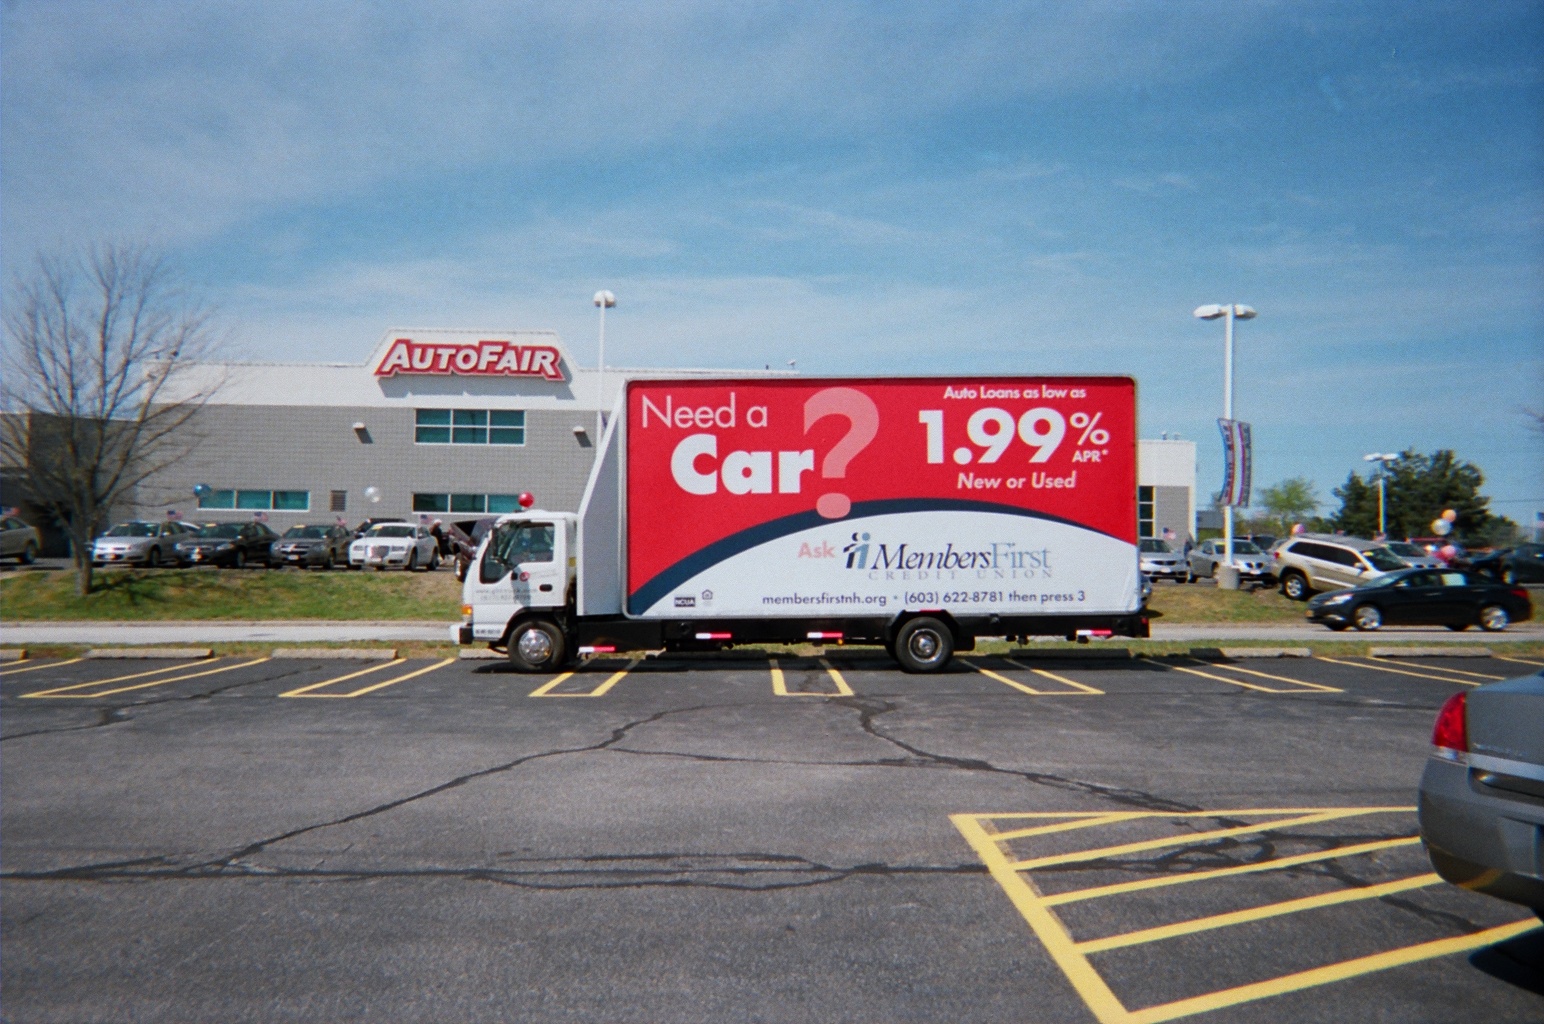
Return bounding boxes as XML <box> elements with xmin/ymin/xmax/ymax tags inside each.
<box><xmin>4</xmin><ymin>1</ymin><xmax>1541</xmax><ymax>522</ymax></box>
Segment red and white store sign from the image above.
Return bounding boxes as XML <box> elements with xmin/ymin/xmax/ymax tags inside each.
<box><xmin>373</xmin><ymin>337</ymin><xmax>566</xmax><ymax>381</ymax></box>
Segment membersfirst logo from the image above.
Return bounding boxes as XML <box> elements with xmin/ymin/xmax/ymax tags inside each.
<box><xmin>841</xmin><ymin>532</ymin><xmax>1051</xmax><ymax>572</ymax></box>
<box><xmin>374</xmin><ymin>338</ymin><xmax>566</xmax><ymax>381</ymax></box>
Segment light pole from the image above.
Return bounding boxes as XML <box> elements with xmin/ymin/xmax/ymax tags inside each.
<box><xmin>1193</xmin><ymin>303</ymin><xmax>1257</xmax><ymax>574</ymax></box>
<box><xmin>1362</xmin><ymin>452</ymin><xmax>1398</xmax><ymax>537</ymax></box>
<box><xmin>592</xmin><ymin>290</ymin><xmax>615</xmax><ymax>438</ymax></box>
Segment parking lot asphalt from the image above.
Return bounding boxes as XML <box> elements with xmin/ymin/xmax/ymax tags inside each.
<box><xmin>3</xmin><ymin>650</ymin><xmax>1541</xmax><ymax>1023</ymax></box>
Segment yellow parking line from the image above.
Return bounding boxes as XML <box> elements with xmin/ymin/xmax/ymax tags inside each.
<box><xmin>1495</xmin><ymin>654</ymin><xmax>1544</xmax><ymax>668</ymax></box>
<box><xmin>22</xmin><ymin>658</ymin><xmax>268</xmax><ymax>698</ymax></box>
<box><xmin>1</xmin><ymin>656</ymin><xmax>85</xmax><ymax>677</ymax></box>
<box><xmin>1074</xmin><ymin>873</ymin><xmax>1441</xmax><ymax>953</ymax></box>
<box><xmin>1008</xmin><ymin>809</ymin><xmax>1367</xmax><ymax>871</ymax></box>
<box><xmin>19</xmin><ymin>658</ymin><xmax>211</xmax><ymax>695</ymax></box>
<box><xmin>1316</xmin><ymin>655</ymin><xmax>1489</xmax><ymax>686</ymax></box>
<box><xmin>1005</xmin><ymin>658</ymin><xmax>1105</xmax><ymax>694</ymax></box>
<box><xmin>1371</xmin><ymin>657</ymin><xmax>1500</xmax><ymax>679</ymax></box>
<box><xmin>953</xmin><ymin>813</ymin><xmax>1130</xmax><ymax>1024</ymax></box>
<box><xmin>1162</xmin><ymin>661</ymin><xmax>1334</xmax><ymax>694</ymax></box>
<box><xmin>1183</xmin><ymin>659</ymin><xmax>1341</xmax><ymax>692</ymax></box>
<box><xmin>1042</xmin><ymin>836</ymin><xmax>1423</xmax><ymax>906</ymax></box>
<box><xmin>816</xmin><ymin>658</ymin><xmax>855</xmax><ymax>696</ymax></box>
<box><xmin>1124</xmin><ymin>918</ymin><xmax>1540</xmax><ymax>1024</ymax></box>
<box><xmin>964</xmin><ymin>658</ymin><xmax>1103</xmax><ymax>695</ymax></box>
<box><xmin>991</xmin><ymin>813</ymin><xmax>1147</xmax><ymax>842</ymax></box>
<box><xmin>528</xmin><ymin>660</ymin><xmax>639</xmax><ymax>697</ymax></box>
<box><xmin>284</xmin><ymin>658</ymin><xmax>454</xmax><ymax>698</ymax></box>
<box><xmin>279</xmin><ymin>659</ymin><xmax>401</xmax><ymax>697</ymax></box>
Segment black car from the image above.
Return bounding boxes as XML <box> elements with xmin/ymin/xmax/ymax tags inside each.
<box><xmin>1470</xmin><ymin>543</ymin><xmax>1544</xmax><ymax>585</ymax></box>
<box><xmin>269</xmin><ymin>523</ymin><xmax>353</xmax><ymax>569</ymax></box>
<box><xmin>174</xmin><ymin>522</ymin><xmax>279</xmax><ymax>568</ymax></box>
<box><xmin>1306</xmin><ymin>567</ymin><xmax>1533</xmax><ymax>632</ymax></box>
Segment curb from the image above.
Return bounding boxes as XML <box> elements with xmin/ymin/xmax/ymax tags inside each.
<box><xmin>85</xmin><ymin>648</ymin><xmax>212</xmax><ymax>660</ymax></box>
<box><xmin>1369</xmin><ymin>646</ymin><xmax>1493</xmax><ymax>659</ymax></box>
<box><xmin>1008</xmin><ymin>648</ymin><xmax>1134</xmax><ymax>660</ymax></box>
<box><xmin>271</xmin><ymin>648</ymin><xmax>398</xmax><ymax>661</ymax></box>
<box><xmin>0</xmin><ymin>649</ymin><xmax>25</xmax><ymax>662</ymax></box>
<box><xmin>1218</xmin><ymin>647</ymin><xmax>1313</xmax><ymax>659</ymax></box>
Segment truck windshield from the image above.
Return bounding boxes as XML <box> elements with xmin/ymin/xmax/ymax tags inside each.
<box><xmin>482</xmin><ymin>521</ymin><xmax>556</xmax><ymax>582</ymax></box>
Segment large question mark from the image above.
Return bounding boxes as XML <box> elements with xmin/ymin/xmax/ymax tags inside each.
<box><xmin>804</xmin><ymin>387</ymin><xmax>880</xmax><ymax>519</ymax></box>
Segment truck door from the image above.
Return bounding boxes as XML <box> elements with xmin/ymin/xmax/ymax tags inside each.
<box><xmin>482</xmin><ymin>520</ymin><xmax>565</xmax><ymax>612</ymax></box>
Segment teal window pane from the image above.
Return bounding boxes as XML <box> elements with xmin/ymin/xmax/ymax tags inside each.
<box><xmin>489</xmin><ymin>427</ymin><xmax>524</xmax><ymax>445</ymax></box>
<box><xmin>412</xmin><ymin>493</ymin><xmax>449</xmax><ymax>513</ymax></box>
<box><xmin>416</xmin><ymin>426</ymin><xmax>451</xmax><ymax>443</ymax></box>
<box><xmin>452</xmin><ymin>427</ymin><xmax>487</xmax><ymax>444</ymax></box>
<box><xmin>272</xmin><ymin>491</ymin><xmax>309</xmax><ymax>511</ymax></box>
<box><xmin>486</xmin><ymin>494</ymin><xmax>521</xmax><ymax>514</ymax></box>
<box><xmin>452</xmin><ymin>410</ymin><xmax>487</xmax><ymax>426</ymax></box>
<box><xmin>199</xmin><ymin>489</ymin><xmax>235</xmax><ymax>509</ymax></box>
<box><xmin>237</xmin><ymin>490</ymin><xmax>271</xmax><ymax>510</ymax></box>
<box><xmin>450</xmin><ymin>493</ymin><xmax>485</xmax><ymax>513</ymax></box>
<box><xmin>415</xmin><ymin>409</ymin><xmax>451</xmax><ymax>426</ymax></box>
<box><xmin>489</xmin><ymin>410</ymin><xmax>524</xmax><ymax>427</ymax></box>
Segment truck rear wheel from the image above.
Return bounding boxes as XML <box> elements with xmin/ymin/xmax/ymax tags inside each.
<box><xmin>893</xmin><ymin>617</ymin><xmax>954</xmax><ymax>673</ymax></box>
<box><xmin>508</xmin><ymin>619</ymin><xmax>568</xmax><ymax>672</ymax></box>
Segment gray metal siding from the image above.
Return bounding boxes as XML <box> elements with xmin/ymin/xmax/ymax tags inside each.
<box><xmin>129</xmin><ymin>405</ymin><xmax>599</xmax><ymax>524</ymax></box>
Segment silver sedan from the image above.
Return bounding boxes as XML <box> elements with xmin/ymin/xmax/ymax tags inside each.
<box><xmin>1185</xmin><ymin>538</ymin><xmax>1274</xmax><ymax>584</ymax></box>
<box><xmin>91</xmin><ymin>521</ymin><xmax>193</xmax><ymax>568</ymax></box>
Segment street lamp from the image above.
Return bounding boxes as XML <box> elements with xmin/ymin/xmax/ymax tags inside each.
<box><xmin>1193</xmin><ymin>303</ymin><xmax>1256</xmax><ymax>575</ymax></box>
<box><xmin>592</xmin><ymin>290</ymin><xmax>615</xmax><ymax>438</ymax></box>
<box><xmin>1362</xmin><ymin>452</ymin><xmax>1398</xmax><ymax>537</ymax></box>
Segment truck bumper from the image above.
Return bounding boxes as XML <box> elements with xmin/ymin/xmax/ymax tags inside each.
<box><xmin>451</xmin><ymin>623</ymin><xmax>473</xmax><ymax>645</ymax></box>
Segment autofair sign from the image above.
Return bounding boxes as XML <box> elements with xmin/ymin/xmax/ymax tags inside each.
<box><xmin>373</xmin><ymin>337</ymin><xmax>566</xmax><ymax>381</ymax></box>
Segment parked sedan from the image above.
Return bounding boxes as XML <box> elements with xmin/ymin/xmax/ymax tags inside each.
<box><xmin>1418</xmin><ymin>672</ymin><xmax>1544</xmax><ymax>919</ymax></box>
<box><xmin>1</xmin><ymin>515</ymin><xmax>41</xmax><ymax>564</ymax></box>
<box><xmin>1380</xmin><ymin>541</ymin><xmax>1444</xmax><ymax>570</ymax></box>
<box><xmin>1185</xmin><ymin>539</ymin><xmax>1274</xmax><ymax>585</ymax></box>
<box><xmin>91</xmin><ymin>520</ymin><xmax>193</xmax><ymax>568</ymax></box>
<box><xmin>174</xmin><ymin>522</ymin><xmax>279</xmax><ymax>568</ymax></box>
<box><xmin>349</xmin><ymin>522</ymin><xmax>440</xmax><ymax>571</ymax></box>
<box><xmin>1138</xmin><ymin>538</ymin><xmax>1186</xmax><ymax>581</ymax></box>
<box><xmin>1305</xmin><ymin>568</ymin><xmax>1533</xmax><ymax>632</ymax></box>
<box><xmin>270</xmin><ymin>523</ymin><xmax>353</xmax><ymax>569</ymax></box>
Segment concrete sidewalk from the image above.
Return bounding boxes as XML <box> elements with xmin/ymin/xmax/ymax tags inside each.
<box><xmin>2</xmin><ymin>619</ymin><xmax>1540</xmax><ymax>645</ymax></box>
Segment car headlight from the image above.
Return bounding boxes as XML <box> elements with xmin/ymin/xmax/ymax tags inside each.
<box><xmin>1320</xmin><ymin>593</ymin><xmax>1353</xmax><ymax>606</ymax></box>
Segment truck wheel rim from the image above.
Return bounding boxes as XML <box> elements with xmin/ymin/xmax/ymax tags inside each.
<box><xmin>909</xmin><ymin>631</ymin><xmax>939</xmax><ymax>660</ymax></box>
<box><xmin>1481</xmin><ymin>606</ymin><xmax>1507</xmax><ymax>630</ymax></box>
<box><xmin>518</xmin><ymin>629</ymin><xmax>553</xmax><ymax>662</ymax></box>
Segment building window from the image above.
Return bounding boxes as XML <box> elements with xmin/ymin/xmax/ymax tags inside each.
<box><xmin>199</xmin><ymin>489</ymin><xmax>310</xmax><ymax>512</ymax></box>
<box><xmin>416</xmin><ymin>409</ymin><xmax>525</xmax><ymax>445</ymax></box>
<box><xmin>1138</xmin><ymin>485</ymin><xmax>1154</xmax><ymax>539</ymax></box>
<box><xmin>330</xmin><ymin>490</ymin><xmax>347</xmax><ymax>512</ymax></box>
<box><xmin>412</xmin><ymin>492</ymin><xmax>524</xmax><ymax>515</ymax></box>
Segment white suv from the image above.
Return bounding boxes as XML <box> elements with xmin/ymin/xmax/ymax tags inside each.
<box><xmin>1273</xmin><ymin>534</ymin><xmax>1408</xmax><ymax>599</ymax></box>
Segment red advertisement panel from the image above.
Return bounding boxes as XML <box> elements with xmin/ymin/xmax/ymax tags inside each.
<box><xmin>625</xmin><ymin>377</ymin><xmax>1136</xmax><ymax>608</ymax></box>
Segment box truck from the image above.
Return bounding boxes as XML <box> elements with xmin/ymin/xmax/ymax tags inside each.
<box><xmin>454</xmin><ymin>376</ymin><xmax>1148</xmax><ymax>672</ymax></box>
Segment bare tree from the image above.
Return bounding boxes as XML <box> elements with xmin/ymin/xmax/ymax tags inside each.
<box><xmin>1</xmin><ymin>243</ymin><xmax>224</xmax><ymax>595</ymax></box>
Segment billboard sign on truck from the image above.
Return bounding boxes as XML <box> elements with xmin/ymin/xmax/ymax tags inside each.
<box><xmin>624</xmin><ymin>377</ymin><xmax>1138</xmax><ymax>619</ymax></box>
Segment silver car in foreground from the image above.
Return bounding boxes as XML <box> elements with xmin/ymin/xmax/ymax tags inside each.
<box><xmin>1138</xmin><ymin>538</ymin><xmax>1186</xmax><ymax>581</ymax></box>
<box><xmin>1418</xmin><ymin>671</ymin><xmax>1544</xmax><ymax>919</ymax></box>
<box><xmin>1185</xmin><ymin>538</ymin><xmax>1274</xmax><ymax>585</ymax></box>
<box><xmin>1</xmin><ymin>515</ymin><xmax>41</xmax><ymax>564</ymax></box>
<box><xmin>91</xmin><ymin>520</ymin><xmax>192</xmax><ymax>567</ymax></box>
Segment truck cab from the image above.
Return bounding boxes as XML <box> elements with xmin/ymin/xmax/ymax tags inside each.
<box><xmin>457</xmin><ymin>511</ymin><xmax>577</xmax><ymax>664</ymax></box>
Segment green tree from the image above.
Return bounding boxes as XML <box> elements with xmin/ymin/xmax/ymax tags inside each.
<box><xmin>1330</xmin><ymin>449</ymin><xmax>1495</xmax><ymax>541</ymax></box>
<box><xmin>1256</xmin><ymin>476</ymin><xmax>1320</xmax><ymax>532</ymax></box>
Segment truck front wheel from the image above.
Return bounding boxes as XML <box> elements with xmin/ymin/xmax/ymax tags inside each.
<box><xmin>507</xmin><ymin>619</ymin><xmax>568</xmax><ymax>673</ymax></box>
<box><xmin>893</xmin><ymin>617</ymin><xmax>954</xmax><ymax>673</ymax></box>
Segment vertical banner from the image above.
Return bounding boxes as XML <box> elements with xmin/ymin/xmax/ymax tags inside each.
<box><xmin>1217</xmin><ymin>418</ymin><xmax>1253</xmax><ymax>508</ymax></box>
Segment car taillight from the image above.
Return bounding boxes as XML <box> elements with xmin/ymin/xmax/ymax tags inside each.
<box><xmin>1430</xmin><ymin>691</ymin><xmax>1467</xmax><ymax>754</ymax></box>
<box><xmin>1510</xmin><ymin>587</ymin><xmax>1528</xmax><ymax>601</ymax></box>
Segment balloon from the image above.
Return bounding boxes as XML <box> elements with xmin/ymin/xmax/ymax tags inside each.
<box><xmin>518</xmin><ymin>492</ymin><xmax>535</xmax><ymax>509</ymax></box>
<box><xmin>1440</xmin><ymin>544</ymin><xmax>1458</xmax><ymax>561</ymax></box>
<box><xmin>1431</xmin><ymin>519</ymin><xmax>1451</xmax><ymax>536</ymax></box>
<box><xmin>192</xmin><ymin>483</ymin><xmax>212</xmax><ymax>498</ymax></box>
<box><xmin>1441</xmin><ymin>509</ymin><xmax>1457</xmax><ymax>523</ymax></box>
<box><xmin>364</xmin><ymin>486</ymin><xmax>381</xmax><ymax>503</ymax></box>
<box><xmin>1291</xmin><ymin>523</ymin><xmax>1305</xmax><ymax>535</ymax></box>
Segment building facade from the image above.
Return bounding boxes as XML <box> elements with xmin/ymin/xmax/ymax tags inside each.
<box><xmin>1137</xmin><ymin>438</ymin><xmax>1197</xmax><ymax>545</ymax></box>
